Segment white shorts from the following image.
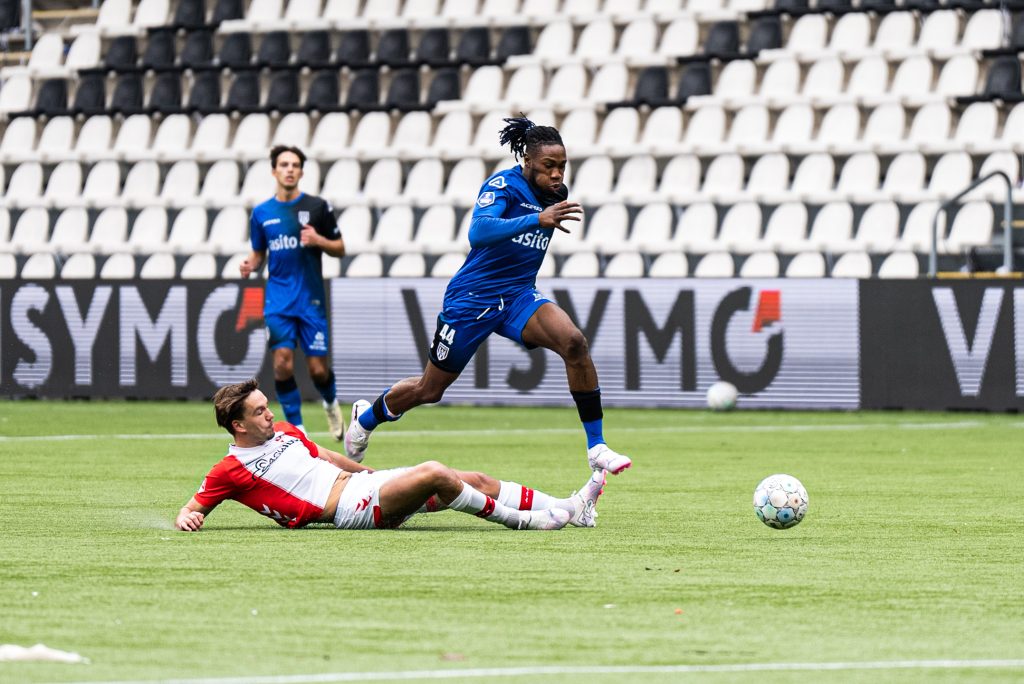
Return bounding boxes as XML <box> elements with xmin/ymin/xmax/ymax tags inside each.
<box><xmin>333</xmin><ymin>467</ymin><xmax>410</xmax><ymax>530</ymax></box>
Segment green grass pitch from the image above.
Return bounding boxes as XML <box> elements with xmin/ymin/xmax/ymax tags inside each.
<box><xmin>1</xmin><ymin>401</ymin><xmax>1022</xmax><ymax>683</ymax></box>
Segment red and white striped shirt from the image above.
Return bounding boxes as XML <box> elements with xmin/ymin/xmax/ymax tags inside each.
<box><xmin>193</xmin><ymin>422</ymin><xmax>341</xmax><ymax>528</ymax></box>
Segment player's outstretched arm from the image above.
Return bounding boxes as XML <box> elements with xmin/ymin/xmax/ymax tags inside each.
<box><xmin>315</xmin><ymin>443</ymin><xmax>375</xmax><ymax>474</ymax></box>
<box><xmin>176</xmin><ymin>498</ymin><xmax>214</xmax><ymax>532</ymax></box>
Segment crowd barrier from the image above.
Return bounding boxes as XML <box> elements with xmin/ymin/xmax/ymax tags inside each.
<box><xmin>1</xmin><ymin>278</ymin><xmax>1021</xmax><ymax>411</ymax></box>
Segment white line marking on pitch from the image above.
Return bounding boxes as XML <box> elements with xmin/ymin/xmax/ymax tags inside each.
<box><xmin>53</xmin><ymin>659</ymin><xmax>1024</xmax><ymax>684</ymax></box>
<box><xmin>0</xmin><ymin>420</ymin><xmax>1009</xmax><ymax>443</ymax></box>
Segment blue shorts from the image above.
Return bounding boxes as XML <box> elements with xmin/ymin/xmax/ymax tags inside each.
<box><xmin>429</xmin><ymin>288</ymin><xmax>550</xmax><ymax>374</ymax></box>
<box><xmin>265</xmin><ymin>310</ymin><xmax>330</xmax><ymax>357</ymax></box>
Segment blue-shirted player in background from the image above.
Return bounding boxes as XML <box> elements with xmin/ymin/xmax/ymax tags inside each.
<box><xmin>240</xmin><ymin>145</ymin><xmax>347</xmax><ymax>440</ymax></box>
<box><xmin>345</xmin><ymin>117</ymin><xmax>631</xmax><ymax>481</ymax></box>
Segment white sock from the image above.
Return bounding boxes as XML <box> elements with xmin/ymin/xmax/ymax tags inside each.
<box><xmin>497</xmin><ymin>481</ymin><xmax>574</xmax><ymax>514</ymax></box>
<box><xmin>448</xmin><ymin>483</ymin><xmax>521</xmax><ymax>528</ymax></box>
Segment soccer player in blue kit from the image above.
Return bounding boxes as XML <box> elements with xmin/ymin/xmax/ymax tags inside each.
<box><xmin>240</xmin><ymin>145</ymin><xmax>348</xmax><ymax>440</ymax></box>
<box><xmin>345</xmin><ymin>117</ymin><xmax>631</xmax><ymax>477</ymax></box>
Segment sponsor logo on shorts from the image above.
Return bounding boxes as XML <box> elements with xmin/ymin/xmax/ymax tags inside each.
<box><xmin>488</xmin><ymin>176</ymin><xmax>507</xmax><ymax>189</ymax></box>
<box><xmin>310</xmin><ymin>331</ymin><xmax>327</xmax><ymax>352</ymax></box>
<box><xmin>477</xmin><ymin>191</ymin><xmax>495</xmax><ymax>208</ymax></box>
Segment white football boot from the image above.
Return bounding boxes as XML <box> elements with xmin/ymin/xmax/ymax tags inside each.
<box><xmin>587</xmin><ymin>443</ymin><xmax>632</xmax><ymax>475</ymax></box>
<box><xmin>323</xmin><ymin>400</ymin><xmax>345</xmax><ymax>442</ymax></box>
<box><xmin>344</xmin><ymin>399</ymin><xmax>372</xmax><ymax>462</ymax></box>
<box><xmin>517</xmin><ymin>508</ymin><xmax>571</xmax><ymax>530</ymax></box>
<box><xmin>569</xmin><ymin>469</ymin><xmax>607</xmax><ymax>527</ymax></box>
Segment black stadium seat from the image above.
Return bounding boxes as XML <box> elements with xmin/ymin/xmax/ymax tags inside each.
<box><xmin>959</xmin><ymin>56</ymin><xmax>1024</xmax><ymax>104</ymax></box>
<box><xmin>103</xmin><ymin>36</ymin><xmax>138</xmax><ymax>72</ymax></box>
<box><xmin>265</xmin><ymin>70</ymin><xmax>299</xmax><ymax>112</ymax></box>
<box><xmin>0</xmin><ymin>0</ymin><xmax>19</xmax><ymax>30</ymax></box>
<box><xmin>426</xmin><ymin>68</ymin><xmax>460</xmax><ymax>107</ymax></box>
<box><xmin>306</xmin><ymin>70</ymin><xmax>340</xmax><ymax>111</ymax></box>
<box><xmin>187</xmin><ymin>70</ymin><xmax>221</xmax><ymax>113</ymax></box>
<box><xmin>256</xmin><ymin>31</ymin><xmax>292</xmax><ymax>69</ymax></box>
<box><xmin>179</xmin><ymin>30</ymin><xmax>214</xmax><ymax>69</ymax></box>
<box><xmin>336</xmin><ymin>30</ymin><xmax>371</xmax><ymax>68</ymax></box>
<box><xmin>147</xmin><ymin>72</ymin><xmax>183</xmax><ymax>114</ymax></box>
<box><xmin>224</xmin><ymin>71</ymin><xmax>261</xmax><ymax>113</ymax></box>
<box><xmin>110</xmin><ymin>73</ymin><xmax>145</xmax><ymax>115</ymax></box>
<box><xmin>377</xmin><ymin>29</ymin><xmax>411</xmax><ymax>67</ymax></box>
<box><xmin>345</xmin><ymin>69</ymin><xmax>379</xmax><ymax>112</ymax></box>
<box><xmin>141</xmin><ymin>29</ymin><xmax>176</xmax><ymax>71</ymax></box>
<box><xmin>384</xmin><ymin>69</ymin><xmax>422</xmax><ymax>111</ymax></box>
<box><xmin>606</xmin><ymin>66</ymin><xmax>670</xmax><ymax>109</ymax></box>
<box><xmin>703</xmin><ymin>21</ymin><xmax>740</xmax><ymax>58</ymax></box>
<box><xmin>676</xmin><ymin>62</ymin><xmax>712</xmax><ymax>103</ymax></box>
<box><xmin>71</xmin><ymin>74</ymin><xmax>107</xmax><ymax>116</ymax></box>
<box><xmin>745</xmin><ymin>16</ymin><xmax>782</xmax><ymax>56</ymax></box>
<box><xmin>496</xmin><ymin>26</ymin><xmax>531</xmax><ymax>61</ymax></box>
<box><xmin>211</xmin><ymin>0</ymin><xmax>243</xmax><ymax>23</ymax></box>
<box><xmin>171</xmin><ymin>0</ymin><xmax>206</xmax><ymax>29</ymax></box>
<box><xmin>11</xmin><ymin>78</ymin><xmax>68</xmax><ymax>118</ymax></box>
<box><xmin>296</xmin><ymin>30</ymin><xmax>331</xmax><ymax>68</ymax></box>
<box><xmin>217</xmin><ymin>32</ymin><xmax>252</xmax><ymax>69</ymax></box>
<box><xmin>456</xmin><ymin>27</ymin><xmax>491</xmax><ymax>65</ymax></box>
<box><xmin>416</xmin><ymin>28</ymin><xmax>451</xmax><ymax>67</ymax></box>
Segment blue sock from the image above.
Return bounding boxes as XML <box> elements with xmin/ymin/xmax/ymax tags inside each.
<box><xmin>582</xmin><ymin>419</ymin><xmax>605</xmax><ymax>450</ymax></box>
<box><xmin>572</xmin><ymin>388</ymin><xmax>605</xmax><ymax>449</ymax></box>
<box><xmin>314</xmin><ymin>370</ymin><xmax>337</xmax><ymax>404</ymax></box>
<box><xmin>359</xmin><ymin>389</ymin><xmax>402</xmax><ymax>431</ymax></box>
<box><xmin>275</xmin><ymin>376</ymin><xmax>303</xmax><ymax>427</ymax></box>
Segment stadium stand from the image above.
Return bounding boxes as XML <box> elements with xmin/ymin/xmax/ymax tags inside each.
<box><xmin>0</xmin><ymin>0</ymin><xmax>1021</xmax><ymax>279</ymax></box>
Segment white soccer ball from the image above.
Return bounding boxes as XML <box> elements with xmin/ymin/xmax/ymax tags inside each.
<box><xmin>706</xmin><ymin>381</ymin><xmax>738</xmax><ymax>411</ymax></box>
<box><xmin>753</xmin><ymin>474</ymin><xmax>808</xmax><ymax>529</ymax></box>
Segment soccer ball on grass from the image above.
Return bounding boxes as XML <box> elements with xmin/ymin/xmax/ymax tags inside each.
<box><xmin>706</xmin><ymin>381</ymin><xmax>738</xmax><ymax>411</ymax></box>
<box><xmin>753</xmin><ymin>474</ymin><xmax>808</xmax><ymax>529</ymax></box>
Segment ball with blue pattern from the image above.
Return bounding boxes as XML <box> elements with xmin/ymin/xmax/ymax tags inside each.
<box><xmin>753</xmin><ymin>474</ymin><xmax>808</xmax><ymax>529</ymax></box>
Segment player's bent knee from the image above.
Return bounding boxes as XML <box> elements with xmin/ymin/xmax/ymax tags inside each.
<box><xmin>562</xmin><ymin>330</ymin><xmax>590</xmax><ymax>362</ymax></box>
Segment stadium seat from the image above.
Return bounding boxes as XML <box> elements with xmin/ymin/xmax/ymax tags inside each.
<box><xmin>201</xmin><ymin>161</ymin><xmax>242</xmax><ymax>207</ymax></box>
<box><xmin>0</xmin><ymin>253</ymin><xmax>17</xmax><ymax>278</ymax></box>
<box><xmin>945</xmin><ymin>202</ymin><xmax>994</xmax><ymax>253</ymax></box>
<box><xmin>0</xmin><ymin>74</ymin><xmax>32</xmax><ymax>113</ymax></box>
<box><xmin>648</xmin><ymin>252</ymin><xmax>689</xmax><ymax>278</ymax></box>
<box><xmin>140</xmin><ymin>253</ymin><xmax>177</xmax><ymax>279</ymax></box>
<box><xmin>127</xmin><ymin>206</ymin><xmax>170</xmax><ymax>253</ymax></box>
<box><xmin>388</xmin><ymin>252</ymin><xmax>426</xmax><ymax>277</ymax></box>
<box><xmin>49</xmin><ymin>208</ymin><xmax>89</xmax><ymax>253</ymax></box>
<box><xmin>187</xmin><ymin>71</ymin><xmax>222</xmax><ymax>115</ymax></box>
<box><xmin>404</xmin><ymin>158</ymin><xmax>445</xmax><ymax>206</ymax></box>
<box><xmin>308</xmin><ymin>112</ymin><xmax>351</xmax><ymax>160</ymax></box>
<box><xmin>345</xmin><ymin>69</ymin><xmax>380</xmax><ymax>112</ymax></box>
<box><xmin>739</xmin><ymin>251</ymin><xmax>780</xmax><ymax>277</ymax></box>
<box><xmin>443</xmin><ymin>158</ymin><xmax>485</xmax><ymax>206</ymax></box>
<box><xmin>151</xmin><ymin>114</ymin><xmax>193</xmax><ymax>160</ymax></box>
<box><xmin>180</xmin><ymin>253</ymin><xmax>218</xmax><ymax>279</ymax></box>
<box><xmin>121</xmin><ymin>160</ymin><xmax>161</xmax><ymax>207</ymax></box>
<box><xmin>759</xmin><ymin>203</ymin><xmax>808</xmax><ymax>254</ymax></box>
<box><xmin>306</xmin><ymin>70</ymin><xmax>342</xmax><ymax>112</ymax></box>
<box><xmin>4</xmin><ymin>208</ymin><xmax>49</xmax><ymax>254</ymax></box>
<box><xmin>141</xmin><ymin>30</ymin><xmax>176</xmax><ymax>71</ymax></box>
<box><xmin>430</xmin><ymin>252</ymin><xmax>464</xmax><ymax>278</ymax></box>
<box><xmin>321</xmin><ymin>159</ymin><xmax>363</xmax><ymax>206</ymax></box>
<box><xmin>160</xmin><ymin>161</ymin><xmax>201</xmax><ymax>208</ymax></box>
<box><xmin>570</xmin><ymin>156</ymin><xmax>614</xmax><ymax>205</ymax></box>
<box><xmin>851</xmin><ymin>201</ymin><xmax>899</xmax><ymax>253</ymax></box>
<box><xmin>216</xmin><ymin>32</ymin><xmax>252</xmax><ymax>69</ymax></box>
<box><xmin>82</xmin><ymin>161</ymin><xmax>122</xmax><ymax>208</ymax></box>
<box><xmin>172</xmin><ymin>0</ymin><xmax>207</xmax><ymax>29</ymax></box>
<box><xmin>694</xmin><ymin>252</ymin><xmax>735</xmax><ymax>278</ymax></box>
<box><xmin>0</xmin><ymin>117</ymin><xmax>37</xmax><ymax>163</ymax></box>
<box><xmin>20</xmin><ymin>253</ymin><xmax>57</xmax><ymax>279</ymax></box>
<box><xmin>830</xmin><ymin>251</ymin><xmax>872</xmax><ymax>278</ymax></box>
<box><xmin>134</xmin><ymin>0</ymin><xmax>170</xmax><ymax>29</ymax></box>
<box><xmin>87</xmin><ymin>208</ymin><xmax>130</xmax><ymax>254</ymax></box>
<box><xmin>785</xmin><ymin>251</ymin><xmax>826</xmax><ymax>277</ymax></box>
<box><xmin>43</xmin><ymin>161</ymin><xmax>83</xmax><ymax>208</ymax></box>
<box><xmin>581</xmin><ymin>203</ymin><xmax>629</xmax><ymax>255</ymax></box>
<box><xmin>231</xmin><ymin>113</ymin><xmax>271</xmax><ymax>161</ymax></box>
<box><xmin>113</xmin><ymin>115</ymin><xmax>153</xmax><ymax>161</ymax></box>
<box><xmin>100</xmin><ymin>252</ymin><xmax>137</xmax><ymax>279</ymax></box>
<box><xmin>878</xmin><ymin>251</ymin><xmax>919</xmax><ymax>278</ymax></box>
<box><xmin>807</xmin><ymin>202</ymin><xmax>854</xmax><ymax>252</ymax></box>
<box><xmin>560</xmin><ymin>252</ymin><xmax>600</xmax><ymax>277</ymax></box>
<box><xmin>362</xmin><ymin>159</ymin><xmax>404</xmax><ymax>205</ymax></box>
<box><xmin>240</xmin><ymin>159</ymin><xmax>273</xmax><ymax>204</ymax></box>
<box><xmin>265</xmin><ymin>71</ymin><xmax>301</xmax><ymax>112</ymax></box>
<box><xmin>411</xmin><ymin>205</ymin><xmax>458</xmax><ymax>255</ymax></box>
<box><xmin>897</xmin><ymin>201</ymin><xmax>942</xmax><ymax>252</ymax></box>
<box><xmin>60</xmin><ymin>253</ymin><xmax>97</xmax><ymax>279</ymax></box>
<box><xmin>5</xmin><ymin>162</ymin><xmax>44</xmax><ymax>208</ymax></box>
<box><xmin>208</xmin><ymin>206</ymin><xmax>249</xmax><ymax>255</ymax></box>
<box><xmin>35</xmin><ymin>117</ymin><xmax>75</xmax><ymax>163</ymax></box>
<box><xmin>271</xmin><ymin>112</ymin><xmax>311</xmax><ymax>148</ymax></box>
<box><xmin>373</xmin><ymin>205</ymin><xmax>415</xmax><ymax>254</ymax></box>
<box><xmin>346</xmin><ymin>253</ymin><xmax>384</xmax><ymax>277</ymax></box>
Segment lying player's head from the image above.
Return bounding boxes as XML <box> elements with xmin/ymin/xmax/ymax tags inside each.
<box><xmin>270</xmin><ymin>145</ymin><xmax>306</xmax><ymax>191</ymax></box>
<box><xmin>499</xmin><ymin>116</ymin><xmax>568</xmax><ymax>206</ymax></box>
<box><xmin>213</xmin><ymin>379</ymin><xmax>261</xmax><ymax>436</ymax></box>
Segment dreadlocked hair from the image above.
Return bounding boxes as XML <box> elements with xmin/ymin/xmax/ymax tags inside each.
<box><xmin>499</xmin><ymin>116</ymin><xmax>564</xmax><ymax>161</ymax></box>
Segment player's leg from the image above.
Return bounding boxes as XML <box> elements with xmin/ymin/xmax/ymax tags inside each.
<box><xmin>267</xmin><ymin>313</ymin><xmax>305</xmax><ymax>429</ymax></box>
<box><xmin>378</xmin><ymin>462</ymin><xmax>569</xmax><ymax>530</ymax></box>
<box><xmin>298</xmin><ymin>311</ymin><xmax>344</xmax><ymax>441</ymax></box>
<box><xmin>450</xmin><ymin>468</ymin><xmax>608</xmax><ymax>528</ymax></box>
<box><xmin>519</xmin><ymin>301</ymin><xmax>632</xmax><ymax>475</ymax></box>
<box><xmin>345</xmin><ymin>308</ymin><xmax>488</xmax><ymax>460</ymax></box>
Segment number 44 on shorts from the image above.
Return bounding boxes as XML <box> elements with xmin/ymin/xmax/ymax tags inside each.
<box><xmin>439</xmin><ymin>324</ymin><xmax>456</xmax><ymax>344</ymax></box>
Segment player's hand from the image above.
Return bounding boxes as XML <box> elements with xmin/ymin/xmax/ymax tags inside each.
<box><xmin>299</xmin><ymin>225</ymin><xmax>319</xmax><ymax>247</ymax></box>
<box><xmin>239</xmin><ymin>258</ymin><xmax>253</xmax><ymax>279</ymax></box>
<box><xmin>176</xmin><ymin>510</ymin><xmax>205</xmax><ymax>532</ymax></box>
<box><xmin>538</xmin><ymin>201</ymin><xmax>583</xmax><ymax>233</ymax></box>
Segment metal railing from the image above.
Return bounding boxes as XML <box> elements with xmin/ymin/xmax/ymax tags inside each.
<box><xmin>928</xmin><ymin>171</ymin><xmax>1014</xmax><ymax>278</ymax></box>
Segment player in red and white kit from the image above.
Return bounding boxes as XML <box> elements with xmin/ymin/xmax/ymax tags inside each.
<box><xmin>175</xmin><ymin>380</ymin><xmax>607</xmax><ymax>532</ymax></box>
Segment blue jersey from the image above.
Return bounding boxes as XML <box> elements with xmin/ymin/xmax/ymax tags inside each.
<box><xmin>250</xmin><ymin>193</ymin><xmax>339</xmax><ymax>316</ymax></box>
<box><xmin>446</xmin><ymin>166</ymin><xmax>557</xmax><ymax>304</ymax></box>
